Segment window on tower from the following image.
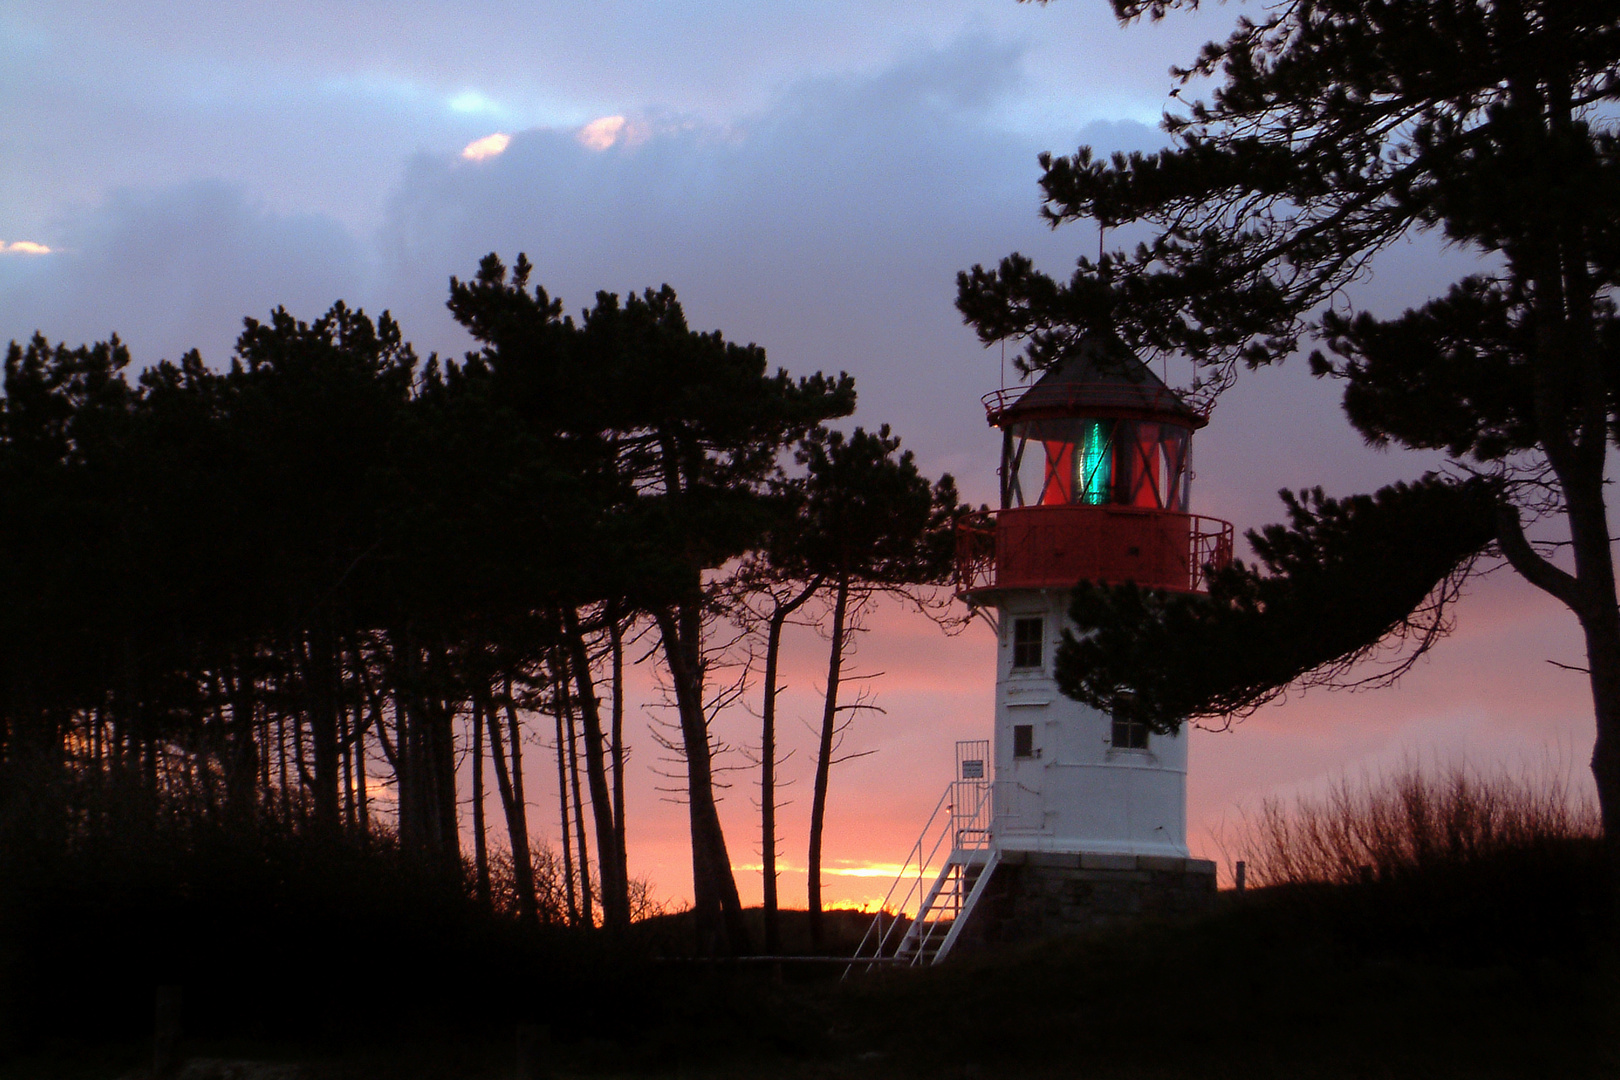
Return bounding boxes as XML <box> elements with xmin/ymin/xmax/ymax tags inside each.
<box><xmin>1111</xmin><ymin>715</ymin><xmax>1149</xmax><ymax>750</ymax></box>
<box><xmin>1013</xmin><ymin>724</ymin><xmax>1034</xmax><ymax>758</ymax></box>
<box><xmin>1011</xmin><ymin>617</ymin><xmax>1044</xmax><ymax>669</ymax></box>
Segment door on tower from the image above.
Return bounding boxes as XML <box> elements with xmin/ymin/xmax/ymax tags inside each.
<box><xmin>998</xmin><ymin>611</ymin><xmax>1050</xmax><ymax>834</ymax></box>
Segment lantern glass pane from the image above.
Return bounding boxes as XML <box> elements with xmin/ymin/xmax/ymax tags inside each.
<box><xmin>1074</xmin><ymin>418</ymin><xmax>1113</xmax><ymax>505</ymax></box>
<box><xmin>1160</xmin><ymin>426</ymin><xmax>1189</xmax><ymax>512</ymax></box>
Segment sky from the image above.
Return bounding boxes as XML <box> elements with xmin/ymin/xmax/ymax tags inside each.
<box><xmin>0</xmin><ymin>1</ymin><xmax>1600</xmax><ymax>911</ymax></box>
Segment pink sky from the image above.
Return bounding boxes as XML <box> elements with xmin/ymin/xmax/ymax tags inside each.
<box><xmin>484</xmin><ymin>543</ymin><xmax>1596</xmax><ymax>912</ymax></box>
<box><xmin>487</xmin><ymin>355</ymin><xmax>1601</xmax><ymax>910</ymax></box>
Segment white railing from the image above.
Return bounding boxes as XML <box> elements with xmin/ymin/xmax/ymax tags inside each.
<box><xmin>846</xmin><ymin>780</ymin><xmax>996</xmax><ymax>975</ymax></box>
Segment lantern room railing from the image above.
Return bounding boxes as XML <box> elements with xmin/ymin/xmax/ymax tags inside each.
<box><xmin>955</xmin><ymin>506</ymin><xmax>1234</xmax><ymax>597</ymax></box>
<box><xmin>982</xmin><ymin>384</ymin><xmax>1207</xmax><ymax>426</ymax></box>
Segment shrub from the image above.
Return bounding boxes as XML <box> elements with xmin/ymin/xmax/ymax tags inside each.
<box><xmin>1234</xmin><ymin>758</ymin><xmax>1601</xmax><ymax>887</ymax></box>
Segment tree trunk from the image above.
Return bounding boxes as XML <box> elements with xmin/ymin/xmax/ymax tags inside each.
<box><xmin>807</xmin><ymin>573</ymin><xmax>849</xmax><ymax>953</ymax></box>
<box><xmin>304</xmin><ymin>624</ymin><xmax>342</xmax><ymax>835</ymax></box>
<box><xmin>423</xmin><ymin>650</ymin><xmax>462</xmax><ymax>876</ymax></box>
<box><xmin>1492</xmin><ymin>123</ymin><xmax>1620</xmax><ymax>888</ymax></box>
<box><xmin>654</xmin><ymin>605</ymin><xmax>750</xmax><ymax>956</ymax></box>
<box><xmin>1560</xmin><ymin>476</ymin><xmax>1620</xmax><ymax>859</ymax></box>
<box><xmin>761</xmin><ymin>577</ymin><xmax>822</xmax><ymax>955</ymax></box>
<box><xmin>552</xmin><ymin>694</ymin><xmax>579</xmax><ymax>927</ymax></box>
<box><xmin>384</xmin><ymin>632</ymin><xmax>423</xmax><ymax>857</ymax></box>
<box><xmin>1557</xmin><ymin>474</ymin><xmax>1620</xmax><ymax>873</ymax></box>
<box><xmin>224</xmin><ymin>665</ymin><xmax>258</xmax><ymax>827</ymax></box>
<box><xmin>339</xmin><ymin>701</ymin><xmax>355</xmax><ymax>831</ymax></box>
<box><xmin>561</xmin><ymin>607</ymin><xmax>629</xmax><ymax>932</ymax></box>
<box><xmin>559</xmin><ymin>672</ymin><xmax>594</xmax><ymax>927</ymax></box>
<box><xmin>486</xmin><ymin>687</ymin><xmax>538</xmax><ymax>925</ymax></box>
<box><xmin>607</xmin><ymin>605</ymin><xmax>629</xmax><ymax>917</ymax></box>
<box><xmin>354</xmin><ymin>695</ymin><xmax>371</xmax><ymax>839</ymax></box>
<box><xmin>292</xmin><ymin>707</ymin><xmax>309</xmax><ymax>822</ymax></box>
<box><xmin>472</xmin><ymin>695</ymin><xmax>491</xmax><ymax>908</ymax></box>
<box><xmin>276</xmin><ymin>711</ymin><xmax>289</xmax><ymax>820</ymax></box>
<box><xmin>256</xmin><ymin>694</ymin><xmax>270</xmax><ymax>806</ymax></box>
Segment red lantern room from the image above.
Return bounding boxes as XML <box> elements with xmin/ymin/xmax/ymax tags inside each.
<box><xmin>957</xmin><ymin>335</ymin><xmax>1233</xmax><ymax>600</ymax></box>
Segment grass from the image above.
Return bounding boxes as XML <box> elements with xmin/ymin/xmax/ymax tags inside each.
<box><xmin>837</xmin><ymin>858</ymin><xmax>1613</xmax><ymax>1079</ymax></box>
<box><xmin>1231</xmin><ymin>758</ymin><xmax>1601</xmax><ymax>887</ymax></box>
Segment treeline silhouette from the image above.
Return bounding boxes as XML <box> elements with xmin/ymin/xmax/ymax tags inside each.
<box><xmin>0</xmin><ymin>253</ymin><xmax>959</xmax><ymax>1047</ymax></box>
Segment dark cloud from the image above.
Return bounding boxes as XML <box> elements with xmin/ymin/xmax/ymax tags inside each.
<box><xmin>1</xmin><ymin>34</ymin><xmax>1171</xmax><ymax>496</ymax></box>
<box><xmin>2</xmin><ymin>1</ymin><xmax>1226</xmax><ymax>238</ymax></box>
<box><xmin>0</xmin><ymin>24</ymin><xmax>1469</xmax><ymax>520</ymax></box>
<box><xmin>3</xmin><ymin>1</ymin><xmax>1204</xmax><ymax>130</ymax></box>
<box><xmin>0</xmin><ymin>180</ymin><xmax>368</xmax><ymax>366</ymax></box>
<box><xmin>372</xmin><ymin>35</ymin><xmax>1168</xmax><ymax>494</ymax></box>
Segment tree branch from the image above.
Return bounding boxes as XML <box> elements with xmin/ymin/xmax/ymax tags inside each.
<box><xmin>1494</xmin><ymin>502</ymin><xmax>1582</xmax><ymax>611</ymax></box>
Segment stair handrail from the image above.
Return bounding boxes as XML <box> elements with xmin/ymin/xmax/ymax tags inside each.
<box><xmin>901</xmin><ymin>781</ymin><xmax>995</xmax><ymax>965</ymax></box>
<box><xmin>846</xmin><ymin>781</ymin><xmax>964</xmax><ymax>972</ymax></box>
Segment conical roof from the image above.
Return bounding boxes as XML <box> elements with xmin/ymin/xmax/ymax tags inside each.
<box><xmin>982</xmin><ymin>334</ymin><xmax>1205</xmax><ymax>429</ymax></box>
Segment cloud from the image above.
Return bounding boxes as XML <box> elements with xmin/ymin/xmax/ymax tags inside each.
<box><xmin>448</xmin><ymin>90</ymin><xmax>503</xmax><ymax>116</ymax></box>
<box><xmin>372</xmin><ymin>33</ymin><xmax>1165</xmax><ymax>489</ymax></box>
<box><xmin>577</xmin><ymin>115</ymin><xmax>628</xmax><ymax>151</ymax></box>
<box><xmin>0</xmin><ymin>180</ymin><xmax>367</xmax><ymax>366</ymax></box>
<box><xmin>0</xmin><ymin>240</ymin><xmax>52</xmax><ymax>254</ymax></box>
<box><xmin>461</xmin><ymin>132</ymin><xmax>511</xmax><ymax>161</ymax></box>
<box><xmin>2</xmin><ymin>1</ymin><xmax>1246</xmax><ymax>243</ymax></box>
<box><xmin>823</xmin><ymin>863</ymin><xmax>910</xmax><ymax>879</ymax></box>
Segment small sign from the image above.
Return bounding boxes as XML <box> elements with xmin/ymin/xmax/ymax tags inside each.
<box><xmin>961</xmin><ymin>759</ymin><xmax>985</xmax><ymax>780</ymax></box>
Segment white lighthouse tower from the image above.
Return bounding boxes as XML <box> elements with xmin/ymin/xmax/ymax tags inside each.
<box><xmin>853</xmin><ymin>336</ymin><xmax>1228</xmax><ymax>968</ymax></box>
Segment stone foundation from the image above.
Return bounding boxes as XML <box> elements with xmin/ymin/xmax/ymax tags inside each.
<box><xmin>958</xmin><ymin>850</ymin><xmax>1217</xmax><ymax>949</ymax></box>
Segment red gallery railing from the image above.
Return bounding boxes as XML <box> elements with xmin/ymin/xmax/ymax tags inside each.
<box><xmin>955</xmin><ymin>506</ymin><xmax>1234</xmax><ymax>597</ymax></box>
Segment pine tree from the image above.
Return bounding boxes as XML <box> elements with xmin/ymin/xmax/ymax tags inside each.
<box><xmin>958</xmin><ymin>1</ymin><xmax>1620</xmax><ymax>855</ymax></box>
<box><xmin>791</xmin><ymin>425</ymin><xmax>960</xmax><ymax>951</ymax></box>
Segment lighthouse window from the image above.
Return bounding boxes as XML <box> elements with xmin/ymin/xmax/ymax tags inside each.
<box><xmin>1013</xmin><ymin>724</ymin><xmax>1035</xmax><ymax>759</ymax></box>
<box><xmin>1039</xmin><ymin>439</ymin><xmax>1075</xmax><ymax>505</ymax></box>
<box><xmin>1073</xmin><ymin>418</ymin><xmax>1114</xmax><ymax>505</ymax></box>
<box><xmin>1112</xmin><ymin>715</ymin><xmax>1150</xmax><ymax>750</ymax></box>
<box><xmin>1161</xmin><ymin>426</ymin><xmax>1190</xmax><ymax>512</ymax></box>
<box><xmin>1115</xmin><ymin>421</ymin><xmax>1162</xmax><ymax>508</ymax></box>
<box><xmin>1011</xmin><ymin>617</ymin><xmax>1044</xmax><ymax>669</ymax></box>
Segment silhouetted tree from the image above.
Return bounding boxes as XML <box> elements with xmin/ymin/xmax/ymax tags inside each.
<box><xmin>791</xmin><ymin>425</ymin><xmax>960</xmax><ymax>951</ymax></box>
<box><xmin>444</xmin><ymin>255</ymin><xmax>637</xmax><ymax>930</ymax></box>
<box><xmin>573</xmin><ymin>285</ymin><xmax>856</xmax><ymax>954</ymax></box>
<box><xmin>959</xmin><ymin>0</ymin><xmax>1620</xmax><ymax>859</ymax></box>
<box><xmin>735</xmin><ymin>545</ymin><xmax>822</xmax><ymax>954</ymax></box>
<box><xmin>1057</xmin><ymin>477</ymin><xmax>1500</xmax><ymax>727</ymax></box>
<box><xmin>2</xmin><ymin>247</ymin><xmax>959</xmax><ymax>966</ymax></box>
<box><xmin>444</xmin><ymin>254</ymin><xmax>858</xmax><ymax>950</ymax></box>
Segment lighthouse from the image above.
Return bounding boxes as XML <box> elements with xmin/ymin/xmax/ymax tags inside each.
<box><xmin>958</xmin><ymin>333</ymin><xmax>1232</xmax><ymax>859</ymax></box>
<box><xmin>853</xmin><ymin>335</ymin><xmax>1229</xmax><ymax>968</ymax></box>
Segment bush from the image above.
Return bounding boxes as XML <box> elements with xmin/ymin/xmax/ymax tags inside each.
<box><xmin>1225</xmin><ymin>759</ymin><xmax>1608</xmax><ymax>969</ymax></box>
<box><xmin>0</xmin><ymin>756</ymin><xmax>655</xmax><ymax>1058</ymax></box>
<box><xmin>1234</xmin><ymin>758</ymin><xmax>1601</xmax><ymax>887</ymax></box>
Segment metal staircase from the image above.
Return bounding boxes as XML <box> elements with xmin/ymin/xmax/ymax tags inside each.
<box><xmin>847</xmin><ymin>742</ymin><xmax>1001</xmax><ymax>975</ymax></box>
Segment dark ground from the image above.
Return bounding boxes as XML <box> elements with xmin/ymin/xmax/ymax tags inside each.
<box><xmin>3</xmin><ymin>844</ymin><xmax>1616</xmax><ymax>1080</ymax></box>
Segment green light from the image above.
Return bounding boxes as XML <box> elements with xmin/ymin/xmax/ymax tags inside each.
<box><xmin>1075</xmin><ymin>419</ymin><xmax>1112</xmax><ymax>505</ymax></box>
